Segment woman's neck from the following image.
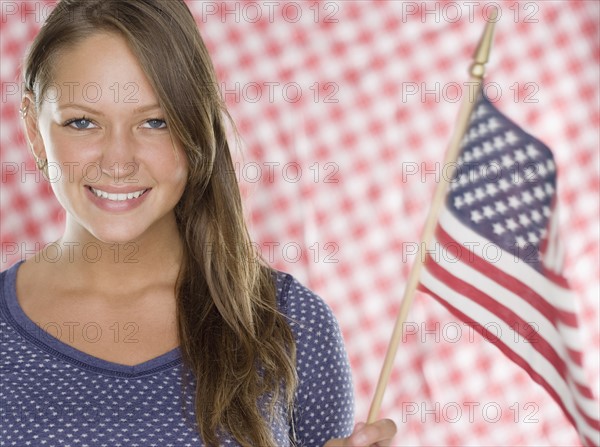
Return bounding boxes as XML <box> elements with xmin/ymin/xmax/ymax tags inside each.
<box><xmin>48</xmin><ymin>213</ymin><xmax>184</xmax><ymax>295</ymax></box>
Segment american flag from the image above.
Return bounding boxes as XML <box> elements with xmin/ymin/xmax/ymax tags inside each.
<box><xmin>418</xmin><ymin>92</ymin><xmax>600</xmax><ymax>446</ymax></box>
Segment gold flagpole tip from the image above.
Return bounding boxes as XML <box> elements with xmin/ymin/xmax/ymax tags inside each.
<box><xmin>471</xmin><ymin>6</ymin><xmax>498</xmax><ymax>78</ymax></box>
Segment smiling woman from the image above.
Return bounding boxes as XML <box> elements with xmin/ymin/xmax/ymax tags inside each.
<box><xmin>0</xmin><ymin>1</ymin><xmax>396</xmax><ymax>446</ymax></box>
<box><xmin>24</xmin><ymin>32</ymin><xmax>188</xmax><ymax>244</ymax></box>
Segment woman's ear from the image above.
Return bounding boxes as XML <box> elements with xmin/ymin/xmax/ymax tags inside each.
<box><xmin>21</xmin><ymin>93</ymin><xmax>47</xmax><ymax>170</ymax></box>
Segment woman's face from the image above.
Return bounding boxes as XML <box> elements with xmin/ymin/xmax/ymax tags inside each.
<box><xmin>25</xmin><ymin>32</ymin><xmax>188</xmax><ymax>244</ymax></box>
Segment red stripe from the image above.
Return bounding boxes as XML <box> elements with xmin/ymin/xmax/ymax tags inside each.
<box><xmin>423</xmin><ymin>251</ymin><xmax>590</xmax><ymax>397</ymax></box>
<box><xmin>541</xmin><ymin>264</ymin><xmax>571</xmax><ymax>289</ymax></box>
<box><xmin>436</xmin><ymin>224</ymin><xmax>578</xmax><ymax>328</ymax></box>
<box><xmin>418</xmin><ymin>283</ymin><xmax>600</xmax><ymax>441</ymax></box>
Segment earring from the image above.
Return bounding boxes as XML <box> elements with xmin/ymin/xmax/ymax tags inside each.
<box><xmin>31</xmin><ymin>151</ymin><xmax>48</xmax><ymax>177</ymax></box>
<box><xmin>35</xmin><ymin>156</ymin><xmax>48</xmax><ymax>172</ymax></box>
<box><xmin>19</xmin><ymin>106</ymin><xmax>29</xmax><ymax>119</ymax></box>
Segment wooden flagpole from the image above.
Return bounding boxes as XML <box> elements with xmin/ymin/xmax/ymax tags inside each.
<box><xmin>367</xmin><ymin>9</ymin><xmax>498</xmax><ymax>424</ymax></box>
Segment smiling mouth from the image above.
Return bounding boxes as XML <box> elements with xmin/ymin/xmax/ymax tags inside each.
<box><xmin>87</xmin><ymin>186</ymin><xmax>149</xmax><ymax>201</ymax></box>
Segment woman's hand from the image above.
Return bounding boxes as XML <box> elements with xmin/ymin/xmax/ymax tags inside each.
<box><xmin>324</xmin><ymin>419</ymin><xmax>397</xmax><ymax>446</ymax></box>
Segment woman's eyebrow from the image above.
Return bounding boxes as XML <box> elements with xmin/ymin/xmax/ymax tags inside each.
<box><xmin>57</xmin><ymin>103</ymin><xmax>105</xmax><ymax>116</ymax></box>
<box><xmin>133</xmin><ymin>104</ymin><xmax>162</xmax><ymax>114</ymax></box>
<box><xmin>55</xmin><ymin>103</ymin><xmax>162</xmax><ymax>115</ymax></box>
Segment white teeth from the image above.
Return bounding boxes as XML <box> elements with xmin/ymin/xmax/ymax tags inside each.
<box><xmin>90</xmin><ymin>187</ymin><xmax>146</xmax><ymax>201</ymax></box>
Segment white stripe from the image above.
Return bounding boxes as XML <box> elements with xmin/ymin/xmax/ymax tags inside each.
<box><xmin>421</xmin><ymin>267</ymin><xmax>600</xmax><ymax>442</ymax></box>
<box><xmin>543</xmin><ymin>205</ymin><xmax>560</xmax><ymax>271</ymax></box>
<box><xmin>429</xmin><ymin>234</ymin><xmax>592</xmax><ymax>394</ymax></box>
<box><xmin>438</xmin><ymin>207</ymin><xmax>575</xmax><ymax>313</ymax></box>
<box><xmin>553</xmin><ymin>236</ymin><xmax>565</xmax><ymax>273</ymax></box>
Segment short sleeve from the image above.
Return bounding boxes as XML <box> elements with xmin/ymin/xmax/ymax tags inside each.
<box><xmin>277</xmin><ymin>274</ymin><xmax>355</xmax><ymax>447</ymax></box>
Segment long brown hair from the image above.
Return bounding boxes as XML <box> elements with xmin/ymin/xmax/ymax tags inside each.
<box><xmin>23</xmin><ymin>1</ymin><xmax>297</xmax><ymax>445</ymax></box>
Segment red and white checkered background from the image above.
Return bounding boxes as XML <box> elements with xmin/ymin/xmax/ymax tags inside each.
<box><xmin>1</xmin><ymin>1</ymin><xmax>598</xmax><ymax>445</ymax></box>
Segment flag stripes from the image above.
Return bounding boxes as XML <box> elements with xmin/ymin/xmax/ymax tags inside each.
<box><xmin>420</xmin><ymin>201</ymin><xmax>599</xmax><ymax>446</ymax></box>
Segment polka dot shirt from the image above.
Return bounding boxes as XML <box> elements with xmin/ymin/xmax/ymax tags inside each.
<box><xmin>0</xmin><ymin>261</ymin><xmax>355</xmax><ymax>446</ymax></box>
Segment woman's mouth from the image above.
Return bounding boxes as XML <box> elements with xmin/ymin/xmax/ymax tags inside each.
<box><xmin>87</xmin><ymin>186</ymin><xmax>150</xmax><ymax>201</ymax></box>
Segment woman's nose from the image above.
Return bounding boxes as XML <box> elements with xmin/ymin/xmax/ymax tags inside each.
<box><xmin>99</xmin><ymin>128</ymin><xmax>138</xmax><ymax>180</ymax></box>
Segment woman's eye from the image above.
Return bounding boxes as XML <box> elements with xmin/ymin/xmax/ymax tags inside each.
<box><xmin>142</xmin><ymin>119</ymin><xmax>167</xmax><ymax>129</ymax></box>
<box><xmin>66</xmin><ymin>118</ymin><xmax>96</xmax><ymax>130</ymax></box>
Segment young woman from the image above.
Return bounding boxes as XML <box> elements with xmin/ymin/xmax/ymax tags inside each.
<box><xmin>0</xmin><ymin>1</ymin><xmax>396</xmax><ymax>446</ymax></box>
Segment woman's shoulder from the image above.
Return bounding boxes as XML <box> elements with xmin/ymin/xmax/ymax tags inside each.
<box><xmin>0</xmin><ymin>261</ymin><xmax>21</xmax><ymax>296</ymax></box>
<box><xmin>273</xmin><ymin>270</ymin><xmax>336</xmax><ymax>321</ymax></box>
<box><xmin>272</xmin><ymin>270</ymin><xmax>345</xmax><ymax>343</ymax></box>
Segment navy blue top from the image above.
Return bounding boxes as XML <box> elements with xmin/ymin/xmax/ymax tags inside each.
<box><xmin>0</xmin><ymin>261</ymin><xmax>354</xmax><ymax>446</ymax></box>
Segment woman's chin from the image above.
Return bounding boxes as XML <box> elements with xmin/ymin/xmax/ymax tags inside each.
<box><xmin>85</xmin><ymin>225</ymin><xmax>144</xmax><ymax>246</ymax></box>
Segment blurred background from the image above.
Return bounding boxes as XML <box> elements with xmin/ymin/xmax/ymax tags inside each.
<box><xmin>1</xmin><ymin>1</ymin><xmax>598</xmax><ymax>445</ymax></box>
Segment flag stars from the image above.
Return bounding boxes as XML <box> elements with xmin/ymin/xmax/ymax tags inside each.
<box><xmin>505</xmin><ymin>218</ymin><xmax>519</xmax><ymax>232</ymax></box>
<box><xmin>534</xmin><ymin>186</ymin><xmax>545</xmax><ymax>200</ymax></box>
<box><xmin>511</xmin><ymin>171</ymin><xmax>523</xmax><ymax>185</ymax></box>
<box><xmin>542</xmin><ymin>206</ymin><xmax>550</xmax><ymax>217</ymax></box>
<box><xmin>508</xmin><ymin>195</ymin><xmax>521</xmax><ymax>209</ymax></box>
<box><xmin>519</xmin><ymin>214</ymin><xmax>532</xmax><ymax>227</ymax></box>
<box><xmin>514</xmin><ymin>149</ymin><xmax>527</xmax><ymax>163</ymax></box>
<box><xmin>475</xmin><ymin>104</ymin><xmax>488</xmax><ymax>118</ymax></box>
<box><xmin>493</xmin><ymin>136</ymin><xmax>506</xmax><ymax>149</ymax></box>
<box><xmin>493</xmin><ymin>222</ymin><xmax>506</xmax><ymax>235</ymax></box>
<box><xmin>515</xmin><ymin>235</ymin><xmax>528</xmax><ymax>248</ymax></box>
<box><xmin>521</xmin><ymin>191</ymin><xmax>534</xmax><ymax>204</ymax></box>
<box><xmin>504</xmin><ymin>130</ymin><xmax>519</xmax><ymax>145</ymax></box>
<box><xmin>486</xmin><ymin>183</ymin><xmax>499</xmax><ymax>196</ymax></box>
<box><xmin>472</xmin><ymin>146</ymin><xmax>484</xmax><ymax>159</ymax></box>
<box><xmin>479</xmin><ymin>164</ymin><xmax>493</xmax><ymax>179</ymax></box>
<box><xmin>470</xmin><ymin>210</ymin><xmax>484</xmax><ymax>223</ymax></box>
<box><xmin>531</xmin><ymin>209</ymin><xmax>543</xmax><ymax>223</ymax></box>
<box><xmin>482</xmin><ymin>205</ymin><xmax>495</xmax><ymax>218</ymax></box>
<box><xmin>528</xmin><ymin>232</ymin><xmax>540</xmax><ymax>244</ymax></box>
<box><xmin>487</xmin><ymin>117</ymin><xmax>501</xmax><ymax>131</ymax></box>
<box><xmin>482</xmin><ymin>141</ymin><xmax>494</xmax><ymax>155</ymax></box>
<box><xmin>546</xmin><ymin>159</ymin><xmax>556</xmax><ymax>172</ymax></box>
<box><xmin>498</xmin><ymin>178</ymin><xmax>511</xmax><ymax>192</ymax></box>
<box><xmin>501</xmin><ymin>155</ymin><xmax>514</xmax><ymax>168</ymax></box>
<box><xmin>454</xmin><ymin>196</ymin><xmax>464</xmax><ymax>209</ymax></box>
<box><xmin>536</xmin><ymin>162</ymin><xmax>548</xmax><ymax>177</ymax></box>
<box><xmin>474</xmin><ymin>187</ymin><xmax>486</xmax><ymax>200</ymax></box>
<box><xmin>463</xmin><ymin>192</ymin><xmax>475</xmax><ymax>205</ymax></box>
<box><xmin>544</xmin><ymin>182</ymin><xmax>554</xmax><ymax>195</ymax></box>
<box><xmin>523</xmin><ymin>166</ymin><xmax>537</xmax><ymax>181</ymax></box>
<box><xmin>495</xmin><ymin>200</ymin><xmax>509</xmax><ymax>214</ymax></box>
<box><xmin>525</xmin><ymin>144</ymin><xmax>539</xmax><ymax>158</ymax></box>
